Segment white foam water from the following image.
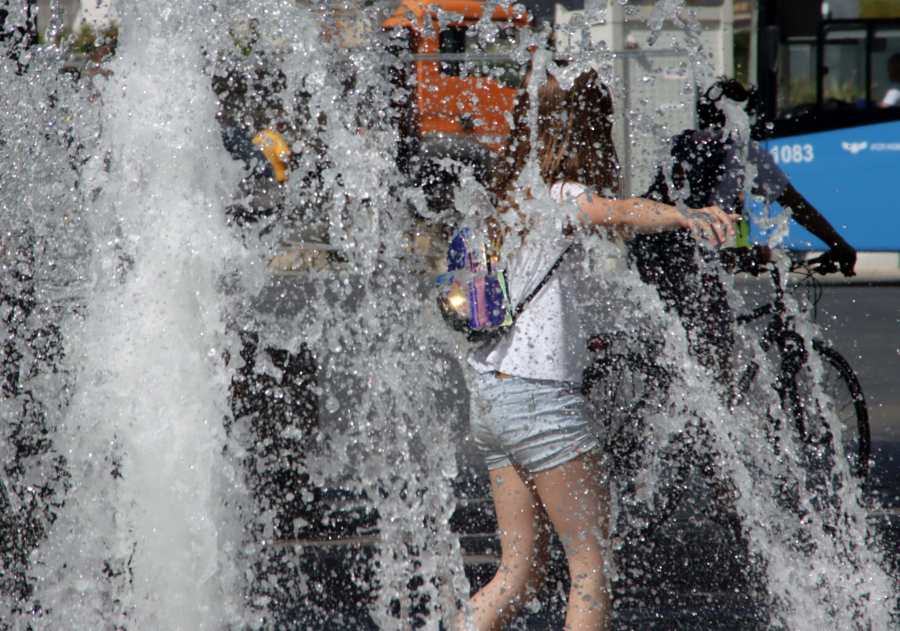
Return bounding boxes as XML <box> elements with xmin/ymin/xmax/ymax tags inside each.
<box><xmin>17</xmin><ymin>1</ymin><xmax>247</xmax><ymax>628</ymax></box>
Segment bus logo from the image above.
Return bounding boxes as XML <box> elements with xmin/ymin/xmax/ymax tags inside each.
<box><xmin>841</xmin><ymin>141</ymin><xmax>868</xmax><ymax>154</ymax></box>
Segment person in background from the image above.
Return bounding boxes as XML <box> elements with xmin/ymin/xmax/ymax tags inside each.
<box><xmin>880</xmin><ymin>53</ymin><xmax>900</xmax><ymax>107</ymax></box>
<box><xmin>461</xmin><ymin>65</ymin><xmax>737</xmax><ymax>631</ymax></box>
<box><xmin>634</xmin><ymin>77</ymin><xmax>857</xmax><ymax>381</ymax></box>
<box><xmin>699</xmin><ymin>79</ymin><xmax>856</xmax><ymax>276</ymax></box>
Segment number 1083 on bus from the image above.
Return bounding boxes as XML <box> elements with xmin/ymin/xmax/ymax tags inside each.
<box><xmin>769</xmin><ymin>144</ymin><xmax>814</xmax><ymax>164</ymax></box>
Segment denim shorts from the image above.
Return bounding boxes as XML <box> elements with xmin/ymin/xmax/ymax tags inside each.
<box><xmin>469</xmin><ymin>373</ymin><xmax>600</xmax><ymax>473</ymax></box>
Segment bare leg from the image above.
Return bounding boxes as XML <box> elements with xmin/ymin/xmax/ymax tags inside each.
<box><xmin>462</xmin><ymin>465</ymin><xmax>552</xmax><ymax>631</ymax></box>
<box><xmin>532</xmin><ymin>450</ymin><xmax>612</xmax><ymax>631</ymax></box>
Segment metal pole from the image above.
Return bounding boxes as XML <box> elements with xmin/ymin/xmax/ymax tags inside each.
<box><xmin>866</xmin><ymin>22</ymin><xmax>873</xmax><ymax>108</ymax></box>
<box><xmin>621</xmin><ymin>54</ymin><xmax>632</xmax><ymax>197</ymax></box>
<box><xmin>816</xmin><ymin>20</ymin><xmax>825</xmax><ymax>110</ymax></box>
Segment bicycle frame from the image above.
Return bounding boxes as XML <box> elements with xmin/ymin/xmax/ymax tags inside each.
<box><xmin>734</xmin><ymin>264</ymin><xmax>810</xmax><ymax>438</ymax></box>
<box><xmin>732</xmin><ymin>258</ymin><xmax>870</xmax><ymax>480</ymax></box>
<box><xmin>581</xmin><ymin>252</ymin><xmax>871</xmax><ymax>543</ymax></box>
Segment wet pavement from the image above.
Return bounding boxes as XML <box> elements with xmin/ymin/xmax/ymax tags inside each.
<box><xmin>267</xmin><ymin>476</ymin><xmax>898</xmax><ymax>629</ymax></box>
<box><xmin>248</xmin><ymin>271</ymin><xmax>900</xmax><ymax>629</ymax></box>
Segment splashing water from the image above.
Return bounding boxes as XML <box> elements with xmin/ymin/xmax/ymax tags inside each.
<box><xmin>0</xmin><ymin>0</ymin><xmax>895</xmax><ymax>629</ymax></box>
<box><xmin>7</xmin><ymin>1</ymin><xmax>250</xmax><ymax>627</ymax></box>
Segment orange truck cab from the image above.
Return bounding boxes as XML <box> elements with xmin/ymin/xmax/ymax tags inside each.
<box><xmin>383</xmin><ymin>0</ymin><xmax>531</xmax><ymax>193</ymax></box>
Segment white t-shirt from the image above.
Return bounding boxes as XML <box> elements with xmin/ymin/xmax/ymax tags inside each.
<box><xmin>882</xmin><ymin>84</ymin><xmax>900</xmax><ymax>107</ymax></box>
<box><xmin>467</xmin><ymin>182</ymin><xmax>592</xmax><ymax>383</ymax></box>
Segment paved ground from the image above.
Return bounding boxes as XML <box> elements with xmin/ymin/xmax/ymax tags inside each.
<box><xmin>258</xmin><ymin>252</ymin><xmax>900</xmax><ymax>630</ymax></box>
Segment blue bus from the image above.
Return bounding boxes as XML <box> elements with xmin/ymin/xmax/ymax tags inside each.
<box><xmin>753</xmin><ymin>16</ymin><xmax>900</xmax><ymax>252</ymax></box>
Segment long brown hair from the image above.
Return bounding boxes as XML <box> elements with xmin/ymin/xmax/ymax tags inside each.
<box><xmin>489</xmin><ymin>67</ymin><xmax>621</xmax><ymax>212</ymax></box>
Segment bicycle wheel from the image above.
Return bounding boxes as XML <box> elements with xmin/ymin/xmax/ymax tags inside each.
<box><xmin>796</xmin><ymin>341</ymin><xmax>871</xmax><ymax>480</ymax></box>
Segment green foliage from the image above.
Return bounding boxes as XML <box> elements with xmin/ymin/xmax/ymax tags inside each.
<box><xmin>230</xmin><ymin>17</ymin><xmax>261</xmax><ymax>57</ymax></box>
<box><xmin>789</xmin><ymin>77</ymin><xmax>817</xmax><ymax>107</ymax></box>
<box><xmin>861</xmin><ymin>0</ymin><xmax>900</xmax><ymax>18</ymax></box>
<box><xmin>788</xmin><ymin>74</ymin><xmax>865</xmax><ymax>107</ymax></box>
<box><xmin>54</xmin><ymin>20</ymin><xmax>119</xmax><ymax>55</ymax></box>
<box><xmin>734</xmin><ymin>32</ymin><xmax>750</xmax><ymax>87</ymax></box>
<box><xmin>823</xmin><ymin>73</ymin><xmax>865</xmax><ymax>104</ymax></box>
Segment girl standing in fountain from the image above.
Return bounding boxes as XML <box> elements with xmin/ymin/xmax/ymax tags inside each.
<box><xmin>461</xmin><ymin>65</ymin><xmax>738</xmax><ymax>631</ymax></box>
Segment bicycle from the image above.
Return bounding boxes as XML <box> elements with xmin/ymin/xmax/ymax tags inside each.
<box><xmin>581</xmin><ymin>248</ymin><xmax>871</xmax><ymax>535</ymax></box>
<box><xmin>726</xmin><ymin>248</ymin><xmax>870</xmax><ymax>481</ymax></box>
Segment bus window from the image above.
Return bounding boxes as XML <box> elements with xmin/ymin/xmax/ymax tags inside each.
<box><xmin>871</xmin><ymin>25</ymin><xmax>900</xmax><ymax>105</ymax></box>
<box><xmin>439</xmin><ymin>26</ymin><xmax>465</xmax><ymax>76</ymax></box>
<box><xmin>439</xmin><ymin>24</ymin><xmax>523</xmax><ymax>89</ymax></box>
<box><xmin>785</xmin><ymin>38</ymin><xmax>815</xmax><ymax>113</ymax></box>
<box><xmin>461</xmin><ymin>26</ymin><xmax>523</xmax><ymax>89</ymax></box>
<box><xmin>473</xmin><ymin>27</ymin><xmax>524</xmax><ymax>89</ymax></box>
<box><xmin>821</xmin><ymin>24</ymin><xmax>867</xmax><ymax>108</ymax></box>
<box><xmin>775</xmin><ymin>19</ymin><xmax>900</xmax><ymax>121</ymax></box>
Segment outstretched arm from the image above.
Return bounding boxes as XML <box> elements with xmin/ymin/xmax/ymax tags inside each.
<box><xmin>777</xmin><ymin>183</ymin><xmax>857</xmax><ymax>276</ymax></box>
<box><xmin>575</xmin><ymin>192</ymin><xmax>740</xmax><ymax>245</ymax></box>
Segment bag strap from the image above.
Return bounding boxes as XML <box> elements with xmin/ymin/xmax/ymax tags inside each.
<box><xmin>511</xmin><ymin>243</ymin><xmax>573</xmax><ymax>319</ymax></box>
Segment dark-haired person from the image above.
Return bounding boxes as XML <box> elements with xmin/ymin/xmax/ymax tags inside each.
<box><xmin>461</xmin><ymin>66</ymin><xmax>737</xmax><ymax>631</ymax></box>
<box><xmin>880</xmin><ymin>53</ymin><xmax>900</xmax><ymax>107</ymax></box>
<box><xmin>633</xmin><ymin>77</ymin><xmax>857</xmax><ymax>381</ymax></box>
<box><xmin>698</xmin><ymin>79</ymin><xmax>856</xmax><ymax>277</ymax></box>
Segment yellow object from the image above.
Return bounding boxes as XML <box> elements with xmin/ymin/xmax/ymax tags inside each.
<box><xmin>861</xmin><ymin>0</ymin><xmax>900</xmax><ymax>18</ymax></box>
<box><xmin>252</xmin><ymin>129</ymin><xmax>291</xmax><ymax>183</ymax></box>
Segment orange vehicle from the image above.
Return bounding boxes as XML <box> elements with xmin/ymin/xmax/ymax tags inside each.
<box><xmin>383</xmin><ymin>0</ymin><xmax>532</xmax><ymax>193</ymax></box>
